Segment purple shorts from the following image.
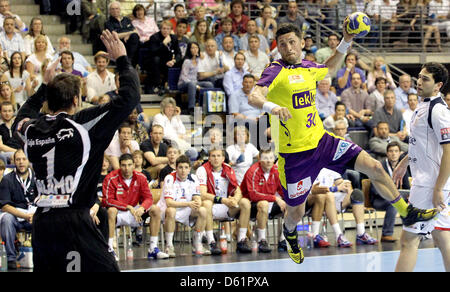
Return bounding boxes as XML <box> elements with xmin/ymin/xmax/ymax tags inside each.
<box><xmin>278</xmin><ymin>132</ymin><xmax>362</xmax><ymax>207</ymax></box>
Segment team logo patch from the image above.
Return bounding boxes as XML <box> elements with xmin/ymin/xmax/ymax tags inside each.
<box><xmin>287</xmin><ymin>177</ymin><xmax>312</xmax><ymax>200</ymax></box>
<box><xmin>288</xmin><ymin>74</ymin><xmax>305</xmax><ymax>84</ymax></box>
<box><xmin>333</xmin><ymin>140</ymin><xmax>352</xmax><ymax>161</ymax></box>
<box><xmin>441</xmin><ymin>128</ymin><xmax>450</xmax><ymax>140</ymax></box>
<box><xmin>56</xmin><ymin>128</ymin><xmax>74</xmax><ymax>141</ymax></box>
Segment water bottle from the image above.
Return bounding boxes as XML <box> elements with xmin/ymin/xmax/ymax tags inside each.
<box><xmin>219</xmin><ymin>226</ymin><xmax>228</xmax><ymax>254</ymax></box>
<box><xmin>126</xmin><ymin>237</ymin><xmax>134</xmax><ymax>261</ymax></box>
<box><xmin>251</xmin><ymin>232</ymin><xmax>258</xmax><ymax>253</ymax></box>
<box><xmin>0</xmin><ymin>242</ymin><xmax>7</xmax><ymax>272</ymax></box>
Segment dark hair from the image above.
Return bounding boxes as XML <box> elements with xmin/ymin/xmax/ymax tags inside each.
<box><xmin>234</xmin><ymin>52</ymin><xmax>245</xmax><ymax>61</ymax></box>
<box><xmin>184</xmin><ymin>41</ymin><xmax>200</xmax><ymax>61</ymax></box>
<box><xmin>119</xmin><ymin>153</ymin><xmax>134</xmax><ymax>164</ymax></box>
<box><xmin>259</xmin><ymin>148</ymin><xmax>273</xmax><ymax>157</ymax></box>
<box><xmin>345</xmin><ymin>52</ymin><xmax>358</xmax><ymax>63</ymax></box>
<box><xmin>176</xmin><ymin>155</ymin><xmax>191</xmax><ymax>167</ymax></box>
<box><xmin>230</xmin><ymin>0</ymin><xmax>244</xmax><ymax>10</ymax></box>
<box><xmin>13</xmin><ymin>149</ymin><xmax>26</xmax><ymax>163</ymax></box>
<box><xmin>334</xmin><ymin>101</ymin><xmax>346</xmax><ymax>110</ymax></box>
<box><xmin>132</xmin><ymin>4</ymin><xmax>146</xmax><ymax>18</ymax></box>
<box><xmin>243</xmin><ymin>73</ymin><xmax>255</xmax><ymax>81</ymax></box>
<box><xmin>176</xmin><ymin>18</ymin><xmax>189</xmax><ymax>26</ymax></box>
<box><xmin>375</xmin><ymin>76</ymin><xmax>387</xmax><ymax>86</ymax></box>
<box><xmin>0</xmin><ymin>101</ymin><xmax>13</xmax><ymax>111</ymax></box>
<box><xmin>407</xmin><ymin>93</ymin><xmax>418</xmax><ymax>101</ymax></box>
<box><xmin>47</xmin><ymin>73</ymin><xmax>81</xmax><ymax>112</ymax></box>
<box><xmin>223</xmin><ymin>35</ymin><xmax>234</xmax><ymax>43</ymax></box>
<box><xmin>275</xmin><ymin>23</ymin><xmax>303</xmax><ymax>42</ymax></box>
<box><xmin>386</xmin><ymin>141</ymin><xmax>401</xmax><ymax>152</ymax></box>
<box><xmin>9</xmin><ymin>51</ymin><xmax>24</xmax><ymax>78</ymax></box>
<box><xmin>421</xmin><ymin>62</ymin><xmax>449</xmax><ymax>89</ymax></box>
<box><xmin>221</xmin><ymin>17</ymin><xmax>233</xmax><ymax>26</ymax></box>
<box><xmin>376</xmin><ymin>121</ymin><xmax>389</xmax><ymax>128</ymax></box>
<box><xmin>327</xmin><ymin>33</ymin><xmax>339</xmax><ymax>40</ymax></box>
<box><xmin>28</xmin><ymin>17</ymin><xmax>46</xmax><ymax>37</ymax></box>
<box><xmin>118</xmin><ymin>122</ymin><xmax>132</xmax><ymax>133</ymax></box>
<box><xmin>174</xmin><ymin>3</ymin><xmax>184</xmax><ymax>12</ymax></box>
<box><xmin>60</xmin><ymin>50</ymin><xmax>74</xmax><ymax>62</ymax></box>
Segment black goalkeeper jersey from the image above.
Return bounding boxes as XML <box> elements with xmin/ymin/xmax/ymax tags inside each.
<box><xmin>19</xmin><ymin>56</ymin><xmax>140</xmax><ymax>209</ymax></box>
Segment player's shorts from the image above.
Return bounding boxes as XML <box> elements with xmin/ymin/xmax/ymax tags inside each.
<box><xmin>32</xmin><ymin>207</ymin><xmax>120</xmax><ymax>272</ymax></box>
<box><xmin>250</xmin><ymin>201</ymin><xmax>283</xmax><ymax>220</ymax></box>
<box><xmin>213</xmin><ymin>204</ymin><xmax>232</xmax><ymax>220</ymax></box>
<box><xmin>278</xmin><ymin>132</ymin><xmax>362</xmax><ymax>207</ymax></box>
<box><xmin>159</xmin><ymin>203</ymin><xmax>197</xmax><ymax>227</ymax></box>
<box><xmin>116</xmin><ymin>206</ymin><xmax>144</xmax><ymax>228</ymax></box>
<box><xmin>403</xmin><ymin>185</ymin><xmax>450</xmax><ymax>235</ymax></box>
<box><xmin>334</xmin><ymin>191</ymin><xmax>347</xmax><ymax>213</ymax></box>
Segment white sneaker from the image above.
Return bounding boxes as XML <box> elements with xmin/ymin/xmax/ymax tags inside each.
<box><xmin>148</xmin><ymin>247</ymin><xmax>169</xmax><ymax>259</ymax></box>
<box><xmin>165</xmin><ymin>246</ymin><xmax>176</xmax><ymax>258</ymax></box>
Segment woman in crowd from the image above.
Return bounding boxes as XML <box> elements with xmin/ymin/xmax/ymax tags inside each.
<box><xmin>0</xmin><ymin>52</ymin><xmax>34</xmax><ymax>106</ymax></box>
<box><xmin>0</xmin><ymin>82</ymin><xmax>19</xmax><ymax>112</ymax></box>
<box><xmin>189</xmin><ymin>19</ymin><xmax>213</xmax><ymax>52</ymax></box>
<box><xmin>369</xmin><ymin>77</ymin><xmax>388</xmax><ymax>111</ymax></box>
<box><xmin>23</xmin><ymin>17</ymin><xmax>55</xmax><ymax>56</ymax></box>
<box><xmin>323</xmin><ymin>101</ymin><xmax>350</xmax><ymax>132</ymax></box>
<box><xmin>132</xmin><ymin>150</ymin><xmax>152</xmax><ymax>183</ymax></box>
<box><xmin>25</xmin><ymin>35</ymin><xmax>54</xmax><ymax>89</ymax></box>
<box><xmin>127</xmin><ymin>107</ymin><xmax>149</xmax><ymax>145</ymax></box>
<box><xmin>131</xmin><ymin>4</ymin><xmax>159</xmax><ymax>44</ymax></box>
<box><xmin>366</xmin><ymin>56</ymin><xmax>396</xmax><ymax>93</ymax></box>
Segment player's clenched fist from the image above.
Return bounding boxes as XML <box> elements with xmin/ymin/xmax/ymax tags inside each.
<box><xmin>271</xmin><ymin>107</ymin><xmax>292</xmax><ymax>122</ymax></box>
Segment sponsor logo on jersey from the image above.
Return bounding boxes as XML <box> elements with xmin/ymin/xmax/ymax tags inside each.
<box><xmin>409</xmin><ymin>136</ymin><xmax>417</xmax><ymax>145</ymax></box>
<box><xmin>441</xmin><ymin>127</ymin><xmax>450</xmax><ymax>140</ymax></box>
<box><xmin>292</xmin><ymin>90</ymin><xmax>315</xmax><ymax>109</ymax></box>
<box><xmin>27</xmin><ymin>137</ymin><xmax>56</xmax><ymax>147</ymax></box>
<box><xmin>287</xmin><ymin>177</ymin><xmax>312</xmax><ymax>199</ymax></box>
<box><xmin>56</xmin><ymin>128</ymin><xmax>74</xmax><ymax>141</ymax></box>
<box><xmin>288</xmin><ymin>74</ymin><xmax>305</xmax><ymax>84</ymax></box>
<box><xmin>333</xmin><ymin>140</ymin><xmax>352</xmax><ymax>161</ymax></box>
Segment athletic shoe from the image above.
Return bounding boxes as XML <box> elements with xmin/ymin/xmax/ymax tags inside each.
<box><xmin>202</xmin><ymin>244</ymin><xmax>212</xmax><ymax>256</ymax></box>
<box><xmin>258</xmin><ymin>240</ymin><xmax>272</xmax><ymax>253</ymax></box>
<box><xmin>209</xmin><ymin>241</ymin><xmax>222</xmax><ymax>255</ymax></box>
<box><xmin>337</xmin><ymin>234</ymin><xmax>353</xmax><ymax>248</ymax></box>
<box><xmin>236</xmin><ymin>239</ymin><xmax>252</xmax><ymax>253</ymax></box>
<box><xmin>7</xmin><ymin>261</ymin><xmax>17</xmax><ymax>270</ymax></box>
<box><xmin>401</xmin><ymin>205</ymin><xmax>438</xmax><ymax>226</ymax></box>
<box><xmin>109</xmin><ymin>247</ymin><xmax>119</xmax><ymax>262</ymax></box>
<box><xmin>165</xmin><ymin>246</ymin><xmax>176</xmax><ymax>258</ymax></box>
<box><xmin>192</xmin><ymin>244</ymin><xmax>211</xmax><ymax>256</ymax></box>
<box><xmin>148</xmin><ymin>247</ymin><xmax>169</xmax><ymax>260</ymax></box>
<box><xmin>313</xmin><ymin>234</ymin><xmax>331</xmax><ymax>248</ymax></box>
<box><xmin>278</xmin><ymin>240</ymin><xmax>287</xmax><ymax>252</ymax></box>
<box><xmin>356</xmin><ymin>233</ymin><xmax>378</xmax><ymax>245</ymax></box>
<box><xmin>282</xmin><ymin>224</ymin><xmax>304</xmax><ymax>264</ymax></box>
<box><xmin>134</xmin><ymin>234</ymin><xmax>143</xmax><ymax>247</ymax></box>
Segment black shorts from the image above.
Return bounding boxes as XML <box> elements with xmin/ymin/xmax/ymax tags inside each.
<box><xmin>32</xmin><ymin>207</ymin><xmax>120</xmax><ymax>272</ymax></box>
<box><xmin>250</xmin><ymin>201</ymin><xmax>283</xmax><ymax>220</ymax></box>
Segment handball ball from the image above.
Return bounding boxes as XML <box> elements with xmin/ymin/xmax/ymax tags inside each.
<box><xmin>346</xmin><ymin>12</ymin><xmax>371</xmax><ymax>37</ymax></box>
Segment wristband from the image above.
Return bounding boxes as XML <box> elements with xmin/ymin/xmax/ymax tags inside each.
<box><xmin>336</xmin><ymin>39</ymin><xmax>352</xmax><ymax>55</ymax></box>
<box><xmin>329</xmin><ymin>186</ymin><xmax>338</xmax><ymax>192</ymax></box>
<box><xmin>262</xmin><ymin>101</ymin><xmax>279</xmax><ymax>113</ymax></box>
<box><xmin>214</xmin><ymin>196</ymin><xmax>223</xmax><ymax>204</ymax></box>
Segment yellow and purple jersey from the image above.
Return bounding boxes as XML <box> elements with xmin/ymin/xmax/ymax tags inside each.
<box><xmin>257</xmin><ymin>59</ymin><xmax>329</xmax><ymax>153</ymax></box>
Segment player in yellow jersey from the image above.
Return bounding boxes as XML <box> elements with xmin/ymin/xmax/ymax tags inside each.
<box><xmin>249</xmin><ymin>22</ymin><xmax>440</xmax><ymax>264</ymax></box>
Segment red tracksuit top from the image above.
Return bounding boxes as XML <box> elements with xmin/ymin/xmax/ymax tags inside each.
<box><xmin>240</xmin><ymin>162</ymin><xmax>284</xmax><ymax>203</ymax></box>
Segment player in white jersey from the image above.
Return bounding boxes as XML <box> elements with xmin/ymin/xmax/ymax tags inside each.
<box><xmin>393</xmin><ymin>62</ymin><xmax>450</xmax><ymax>272</ymax></box>
<box><xmin>157</xmin><ymin>155</ymin><xmax>208</xmax><ymax>257</ymax></box>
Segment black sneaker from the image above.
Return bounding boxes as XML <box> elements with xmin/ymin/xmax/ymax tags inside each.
<box><xmin>8</xmin><ymin>261</ymin><xmax>17</xmax><ymax>270</ymax></box>
<box><xmin>283</xmin><ymin>224</ymin><xmax>304</xmax><ymax>264</ymax></box>
<box><xmin>401</xmin><ymin>205</ymin><xmax>439</xmax><ymax>226</ymax></box>
<box><xmin>258</xmin><ymin>240</ymin><xmax>272</xmax><ymax>253</ymax></box>
<box><xmin>134</xmin><ymin>234</ymin><xmax>143</xmax><ymax>247</ymax></box>
<box><xmin>278</xmin><ymin>239</ymin><xmax>287</xmax><ymax>252</ymax></box>
<box><xmin>236</xmin><ymin>239</ymin><xmax>252</xmax><ymax>253</ymax></box>
<box><xmin>209</xmin><ymin>241</ymin><xmax>222</xmax><ymax>255</ymax></box>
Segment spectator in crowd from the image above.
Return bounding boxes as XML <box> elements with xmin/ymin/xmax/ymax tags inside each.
<box><xmin>56</xmin><ymin>36</ymin><xmax>94</xmax><ymax>76</ymax></box>
<box><xmin>394</xmin><ymin>74</ymin><xmax>417</xmax><ymax>112</ymax></box>
<box><xmin>23</xmin><ymin>17</ymin><xmax>54</xmax><ymax>57</ymax></box>
<box><xmin>0</xmin><ymin>46</ymin><xmax>8</xmax><ymax>74</ymax></box>
<box><xmin>336</xmin><ymin>52</ymin><xmax>367</xmax><ymax>96</ymax></box>
<box><xmin>402</xmin><ymin>93</ymin><xmax>418</xmax><ymax>136</ymax></box>
<box><xmin>198</xmin><ymin>39</ymin><xmax>228</xmax><ymax>88</ymax></box>
<box><xmin>277</xmin><ymin>1</ymin><xmax>305</xmax><ymax>32</ymax></box>
<box><xmin>0</xmin><ymin>82</ymin><xmax>18</xmax><ymax>112</ymax></box>
<box><xmin>0</xmin><ymin>0</ymin><xmax>26</xmax><ymax>31</ymax></box>
<box><xmin>132</xmin><ymin>150</ymin><xmax>152</xmax><ymax>183</ymax></box>
<box><xmin>423</xmin><ymin>0</ymin><xmax>449</xmax><ymax>51</ymax></box>
<box><xmin>332</xmin><ymin>118</ymin><xmax>352</xmax><ymax>142</ymax></box>
<box><xmin>370</xmin><ymin>141</ymin><xmax>410</xmax><ymax>242</ymax></box>
<box><xmin>127</xmin><ymin>108</ymin><xmax>149</xmax><ymax>145</ymax></box>
<box><xmin>193</xmin><ymin>127</ymin><xmax>231</xmax><ymax>170</ymax></box>
<box><xmin>391</xmin><ymin>0</ymin><xmax>419</xmax><ymax>46</ymax></box>
<box><xmin>25</xmin><ymin>35</ymin><xmax>53</xmax><ymax>89</ymax></box>
<box><xmin>244</xmin><ymin>35</ymin><xmax>270</xmax><ymax>80</ymax></box>
<box><xmin>0</xmin><ymin>101</ymin><xmax>19</xmax><ymax>151</ymax></box>
<box><xmin>369</xmin><ymin>121</ymin><xmax>409</xmax><ymax>160</ymax></box>
<box><xmin>0</xmin><ymin>16</ymin><xmax>25</xmax><ymax>58</ymax></box>
<box><xmin>190</xmin><ymin>6</ymin><xmax>213</xmax><ymax>34</ymax></box>
<box><xmin>256</xmin><ymin>4</ymin><xmax>278</xmax><ymax>47</ymax></box>
<box><xmin>131</xmin><ymin>4</ymin><xmax>159</xmax><ymax>44</ymax></box>
<box><xmin>315</xmin><ymin>33</ymin><xmax>339</xmax><ymax>64</ymax></box>
<box><xmin>141</xmin><ymin>124</ymin><xmax>169</xmax><ymax>180</ymax></box>
<box><xmin>103</xmin><ymin>153</ymin><xmax>169</xmax><ymax>260</ymax></box>
<box><xmin>256</xmin><ymin>0</ymin><xmax>281</xmax><ymax>18</ymax></box>
<box><xmin>59</xmin><ymin>50</ymin><xmax>83</xmax><ymax>77</ymax></box>
<box><xmin>223</xmin><ymin>52</ymin><xmax>249</xmax><ymax>97</ymax></box>
<box><xmin>175</xmin><ymin>19</ymin><xmax>190</xmax><ymax>58</ymax></box>
<box><xmin>444</xmin><ymin>92</ymin><xmax>450</xmax><ymax>107</ymax></box>
<box><xmin>220</xmin><ymin>36</ymin><xmax>239</xmax><ymax>70</ymax></box>
<box><xmin>240</xmin><ymin>20</ymin><xmax>270</xmax><ymax>54</ymax></box>
<box><xmin>159</xmin><ymin>145</ymin><xmax>180</xmax><ymax>189</ymax></box>
<box><xmin>316</xmin><ymin>77</ymin><xmax>338</xmax><ymax>120</ymax></box>
<box><xmin>302</xmin><ymin>34</ymin><xmax>317</xmax><ymax>56</ymax></box>
<box><xmin>372</xmin><ymin>90</ymin><xmax>408</xmax><ymax>141</ymax></box>
<box><xmin>323</xmin><ymin>101</ymin><xmax>350</xmax><ymax>132</ymax></box>
<box><xmin>178</xmin><ymin>42</ymin><xmax>214</xmax><ymax>114</ymax></box>
<box><xmin>196</xmin><ymin>147</ymin><xmax>243</xmax><ymax>255</ymax></box>
<box><xmin>189</xmin><ymin>19</ymin><xmax>213</xmax><ymax>52</ymax></box>
<box><xmin>0</xmin><ymin>149</ymin><xmax>37</xmax><ymax>270</ymax></box>
<box><xmin>157</xmin><ymin>155</ymin><xmax>208</xmax><ymax>257</ymax></box>
<box><xmin>240</xmin><ymin>149</ymin><xmax>287</xmax><ymax>252</ymax></box>
<box><xmin>0</xmin><ymin>52</ymin><xmax>33</xmax><ymax>105</ymax></box>
<box><xmin>169</xmin><ymin>4</ymin><xmax>191</xmax><ymax>34</ymax></box>
<box><xmin>145</xmin><ymin>20</ymin><xmax>182</xmax><ymax>94</ymax></box>
<box><xmin>105</xmin><ymin>1</ymin><xmax>140</xmax><ymax>66</ymax></box>
<box><xmin>302</xmin><ymin>0</ymin><xmax>327</xmax><ymax>21</ymax></box>
<box><xmin>227</xmin><ymin>0</ymin><xmax>249</xmax><ymax>36</ymax></box>
<box><xmin>80</xmin><ymin>0</ymin><xmax>107</xmax><ymax>47</ymax></box>
<box><xmin>367</xmin><ymin>56</ymin><xmax>396</xmax><ymax>93</ymax></box>
<box><xmin>229</xmin><ymin>74</ymin><xmax>262</xmax><ymax>123</ymax></box>
<box><xmin>105</xmin><ymin>123</ymin><xmax>140</xmax><ymax>170</ymax></box>
<box><xmin>340</xmin><ymin>72</ymin><xmax>373</xmax><ymax>128</ymax></box>
<box><xmin>86</xmin><ymin>51</ymin><xmax>116</xmax><ymax>104</ymax></box>
<box><xmin>365</xmin><ymin>0</ymin><xmax>399</xmax><ymax>44</ymax></box>
<box><xmin>215</xmin><ymin>17</ymin><xmax>241</xmax><ymax>52</ymax></box>
<box><xmin>369</xmin><ymin>76</ymin><xmax>388</xmax><ymax>111</ymax></box>
<box><xmin>226</xmin><ymin>125</ymin><xmax>259</xmax><ymax>184</ymax></box>
<box><xmin>146</xmin><ymin>0</ymin><xmax>185</xmax><ymax>22</ymax></box>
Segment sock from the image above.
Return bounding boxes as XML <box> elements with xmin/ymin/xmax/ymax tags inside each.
<box><xmin>332</xmin><ymin>223</ymin><xmax>342</xmax><ymax>237</ymax></box>
<box><xmin>279</xmin><ymin>232</ymin><xmax>285</xmax><ymax>242</ymax></box>
<box><xmin>238</xmin><ymin>228</ymin><xmax>247</xmax><ymax>242</ymax></box>
<box><xmin>257</xmin><ymin>228</ymin><xmax>266</xmax><ymax>241</ymax></box>
<box><xmin>108</xmin><ymin>238</ymin><xmax>114</xmax><ymax>249</ymax></box>
<box><xmin>226</xmin><ymin>233</ymin><xmax>231</xmax><ymax>242</ymax></box>
<box><xmin>356</xmin><ymin>223</ymin><xmax>365</xmax><ymax>236</ymax></box>
<box><xmin>149</xmin><ymin>236</ymin><xmax>158</xmax><ymax>251</ymax></box>
<box><xmin>165</xmin><ymin>232</ymin><xmax>174</xmax><ymax>247</ymax></box>
<box><xmin>390</xmin><ymin>196</ymin><xmax>408</xmax><ymax>217</ymax></box>
<box><xmin>312</xmin><ymin>221</ymin><xmax>321</xmax><ymax>236</ymax></box>
<box><xmin>194</xmin><ymin>230</ymin><xmax>203</xmax><ymax>248</ymax></box>
<box><xmin>206</xmin><ymin>230</ymin><xmax>215</xmax><ymax>244</ymax></box>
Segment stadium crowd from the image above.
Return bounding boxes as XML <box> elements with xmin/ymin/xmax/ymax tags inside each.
<box><xmin>0</xmin><ymin>0</ymin><xmax>449</xmax><ymax>268</ymax></box>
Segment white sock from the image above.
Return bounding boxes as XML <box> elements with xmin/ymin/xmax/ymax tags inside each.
<box><xmin>149</xmin><ymin>236</ymin><xmax>158</xmax><ymax>251</ymax></box>
<box><xmin>206</xmin><ymin>230</ymin><xmax>215</xmax><ymax>244</ymax></box>
<box><xmin>332</xmin><ymin>223</ymin><xmax>342</xmax><ymax>237</ymax></box>
<box><xmin>165</xmin><ymin>232</ymin><xmax>174</xmax><ymax>247</ymax></box>
<box><xmin>108</xmin><ymin>238</ymin><xmax>114</xmax><ymax>249</ymax></box>
<box><xmin>356</xmin><ymin>223</ymin><xmax>365</xmax><ymax>236</ymax></box>
<box><xmin>238</xmin><ymin>228</ymin><xmax>247</xmax><ymax>242</ymax></box>
<box><xmin>226</xmin><ymin>233</ymin><xmax>231</xmax><ymax>242</ymax></box>
<box><xmin>257</xmin><ymin>228</ymin><xmax>266</xmax><ymax>241</ymax></box>
<box><xmin>193</xmin><ymin>231</ymin><xmax>203</xmax><ymax>247</ymax></box>
<box><xmin>312</xmin><ymin>221</ymin><xmax>321</xmax><ymax>236</ymax></box>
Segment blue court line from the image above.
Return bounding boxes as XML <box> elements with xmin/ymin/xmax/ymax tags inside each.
<box><xmin>124</xmin><ymin>248</ymin><xmax>445</xmax><ymax>272</ymax></box>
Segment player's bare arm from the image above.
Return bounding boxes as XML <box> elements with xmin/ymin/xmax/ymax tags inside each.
<box><xmin>323</xmin><ymin>18</ymin><xmax>355</xmax><ymax>76</ymax></box>
<box><xmin>249</xmin><ymin>85</ymin><xmax>292</xmax><ymax>122</ymax></box>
